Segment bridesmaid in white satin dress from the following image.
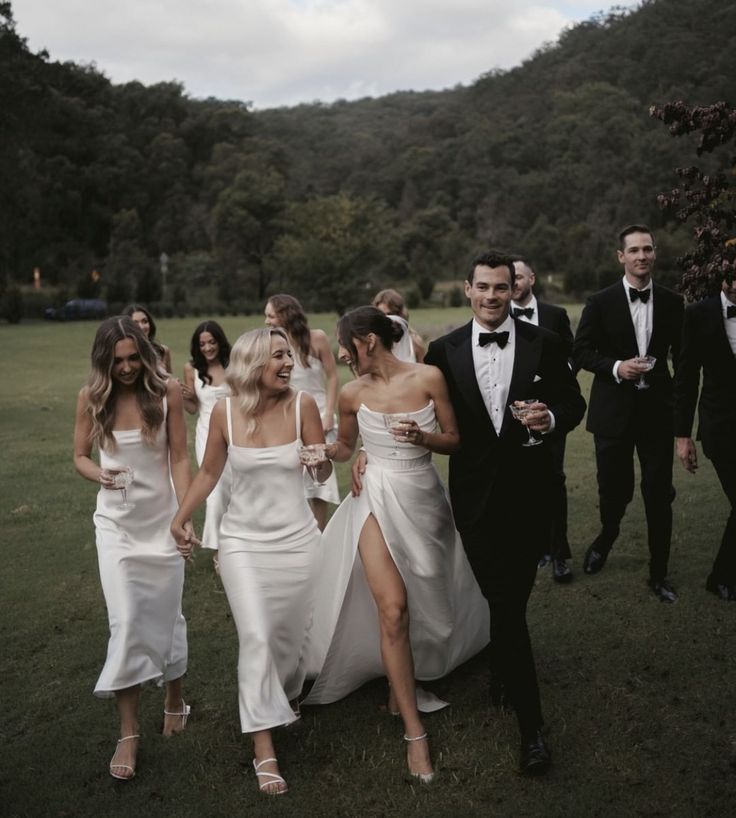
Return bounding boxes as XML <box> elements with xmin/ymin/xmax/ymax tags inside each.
<box><xmin>181</xmin><ymin>321</ymin><xmax>232</xmax><ymax>564</ymax></box>
<box><xmin>303</xmin><ymin>307</ymin><xmax>489</xmax><ymax>784</ymax></box>
<box><xmin>264</xmin><ymin>294</ymin><xmax>339</xmax><ymax>530</ymax></box>
<box><xmin>73</xmin><ymin>316</ymin><xmax>194</xmax><ymax>781</ymax></box>
<box><xmin>171</xmin><ymin>328</ymin><xmax>331</xmax><ymax>796</ymax></box>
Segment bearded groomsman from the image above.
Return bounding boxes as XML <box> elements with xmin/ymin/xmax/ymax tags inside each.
<box><xmin>573</xmin><ymin>224</ymin><xmax>684</xmax><ymax>602</ymax></box>
<box><xmin>511</xmin><ymin>256</ymin><xmax>576</xmax><ymax>583</ymax></box>
<box><xmin>673</xmin><ymin>275</ymin><xmax>736</xmax><ymax>601</ymax></box>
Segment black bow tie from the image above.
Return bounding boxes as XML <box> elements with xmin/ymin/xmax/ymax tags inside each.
<box><xmin>727</xmin><ymin>305</ymin><xmax>736</xmax><ymax>319</ymax></box>
<box><xmin>478</xmin><ymin>331</ymin><xmax>509</xmax><ymax>349</ymax></box>
<box><xmin>513</xmin><ymin>307</ymin><xmax>534</xmax><ymax>319</ymax></box>
<box><xmin>629</xmin><ymin>288</ymin><xmax>651</xmax><ymax>303</ymax></box>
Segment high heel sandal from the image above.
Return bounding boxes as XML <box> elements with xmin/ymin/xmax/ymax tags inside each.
<box><xmin>404</xmin><ymin>733</ymin><xmax>435</xmax><ymax>784</ymax></box>
<box><xmin>163</xmin><ymin>700</ymin><xmax>191</xmax><ymax>735</ymax></box>
<box><xmin>253</xmin><ymin>757</ymin><xmax>288</xmax><ymax>795</ymax></box>
<box><xmin>109</xmin><ymin>734</ymin><xmax>140</xmax><ymax>781</ymax></box>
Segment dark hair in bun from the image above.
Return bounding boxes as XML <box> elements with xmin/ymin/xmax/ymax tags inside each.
<box><xmin>337</xmin><ymin>306</ymin><xmax>404</xmax><ymax>363</ymax></box>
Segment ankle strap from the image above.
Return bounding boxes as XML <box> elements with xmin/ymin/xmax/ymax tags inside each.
<box><xmin>404</xmin><ymin>733</ymin><xmax>428</xmax><ymax>742</ymax></box>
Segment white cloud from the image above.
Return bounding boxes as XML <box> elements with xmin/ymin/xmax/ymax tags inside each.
<box><xmin>13</xmin><ymin>0</ymin><xmax>639</xmax><ymax>108</ymax></box>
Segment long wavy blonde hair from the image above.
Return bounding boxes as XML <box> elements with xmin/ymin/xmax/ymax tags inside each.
<box><xmin>85</xmin><ymin>316</ymin><xmax>168</xmax><ymax>451</ymax></box>
<box><xmin>226</xmin><ymin>327</ymin><xmax>290</xmax><ymax>437</ymax></box>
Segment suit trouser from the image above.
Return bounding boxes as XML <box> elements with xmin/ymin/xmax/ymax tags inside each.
<box><xmin>709</xmin><ymin>456</ymin><xmax>736</xmax><ymax>585</ymax></box>
<box><xmin>593</xmin><ymin>428</ymin><xmax>675</xmax><ymax>580</ymax></box>
<box><xmin>547</xmin><ymin>436</ymin><xmax>571</xmax><ymax>560</ymax></box>
<box><xmin>459</xmin><ymin>522</ymin><xmax>544</xmax><ymax>737</ymax></box>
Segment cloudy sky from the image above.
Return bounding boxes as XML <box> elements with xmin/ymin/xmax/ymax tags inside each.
<box><xmin>15</xmin><ymin>0</ymin><xmax>639</xmax><ymax>110</ymax></box>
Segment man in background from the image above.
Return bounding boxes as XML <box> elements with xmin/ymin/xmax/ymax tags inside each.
<box><xmin>573</xmin><ymin>224</ymin><xmax>684</xmax><ymax>602</ymax></box>
<box><xmin>511</xmin><ymin>256</ymin><xmax>576</xmax><ymax>583</ymax></box>
<box><xmin>673</xmin><ymin>274</ymin><xmax>736</xmax><ymax>601</ymax></box>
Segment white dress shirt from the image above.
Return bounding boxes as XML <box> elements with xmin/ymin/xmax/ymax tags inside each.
<box><xmin>613</xmin><ymin>278</ymin><xmax>653</xmax><ymax>381</ymax></box>
<box><xmin>512</xmin><ymin>294</ymin><xmax>539</xmax><ymax>326</ymax></box>
<box><xmin>472</xmin><ymin>316</ymin><xmax>515</xmax><ymax>435</ymax></box>
<box><xmin>721</xmin><ymin>290</ymin><xmax>736</xmax><ymax>356</ymax></box>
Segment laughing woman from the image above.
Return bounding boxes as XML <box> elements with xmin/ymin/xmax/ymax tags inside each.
<box><xmin>171</xmin><ymin>327</ymin><xmax>329</xmax><ymax>796</ymax></box>
<box><xmin>73</xmin><ymin>316</ymin><xmax>193</xmax><ymax>781</ymax></box>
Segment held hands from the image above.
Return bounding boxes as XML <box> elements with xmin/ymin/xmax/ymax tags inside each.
<box><xmin>676</xmin><ymin>437</ymin><xmax>698</xmax><ymax>474</ymax></box>
<box><xmin>513</xmin><ymin>401</ymin><xmax>552</xmax><ymax>433</ymax></box>
<box><xmin>171</xmin><ymin>519</ymin><xmax>201</xmax><ymax>561</ymax></box>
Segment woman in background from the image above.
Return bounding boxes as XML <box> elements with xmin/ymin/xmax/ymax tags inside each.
<box><xmin>303</xmin><ymin>307</ymin><xmax>489</xmax><ymax>784</ymax></box>
<box><xmin>172</xmin><ymin>328</ymin><xmax>330</xmax><ymax>796</ymax></box>
<box><xmin>73</xmin><ymin>316</ymin><xmax>193</xmax><ymax>781</ymax></box>
<box><xmin>123</xmin><ymin>303</ymin><xmax>172</xmax><ymax>373</ymax></box>
<box><xmin>264</xmin><ymin>294</ymin><xmax>339</xmax><ymax>529</ymax></box>
<box><xmin>181</xmin><ymin>321</ymin><xmax>232</xmax><ymax>564</ymax></box>
<box><xmin>372</xmin><ymin>288</ymin><xmax>426</xmax><ymax>363</ymax></box>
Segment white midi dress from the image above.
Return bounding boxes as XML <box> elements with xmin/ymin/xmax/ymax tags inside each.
<box><xmin>303</xmin><ymin>401</ymin><xmax>489</xmax><ymax>706</ymax></box>
<box><xmin>93</xmin><ymin>401</ymin><xmax>188</xmax><ymax>696</ymax></box>
<box><xmin>193</xmin><ymin>376</ymin><xmax>231</xmax><ymax>550</ymax></box>
<box><xmin>218</xmin><ymin>394</ymin><xmax>320</xmax><ymax>732</ymax></box>
<box><xmin>289</xmin><ymin>352</ymin><xmax>340</xmax><ymax>505</ymax></box>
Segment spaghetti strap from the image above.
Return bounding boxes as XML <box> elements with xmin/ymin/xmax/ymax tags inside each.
<box><xmin>295</xmin><ymin>391</ymin><xmax>304</xmax><ymax>443</ymax></box>
<box><xmin>225</xmin><ymin>397</ymin><xmax>233</xmax><ymax>446</ymax></box>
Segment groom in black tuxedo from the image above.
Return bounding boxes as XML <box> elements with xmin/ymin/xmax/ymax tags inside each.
<box><xmin>674</xmin><ymin>276</ymin><xmax>736</xmax><ymax>601</ymax></box>
<box><xmin>425</xmin><ymin>251</ymin><xmax>585</xmax><ymax>775</ymax></box>
<box><xmin>573</xmin><ymin>224</ymin><xmax>684</xmax><ymax>602</ymax></box>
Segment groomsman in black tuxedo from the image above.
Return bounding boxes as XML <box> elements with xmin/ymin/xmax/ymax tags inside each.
<box><xmin>673</xmin><ymin>275</ymin><xmax>736</xmax><ymax>601</ymax></box>
<box><xmin>573</xmin><ymin>225</ymin><xmax>684</xmax><ymax>602</ymax></box>
<box><xmin>425</xmin><ymin>251</ymin><xmax>585</xmax><ymax>775</ymax></box>
<box><xmin>511</xmin><ymin>256</ymin><xmax>576</xmax><ymax>583</ymax></box>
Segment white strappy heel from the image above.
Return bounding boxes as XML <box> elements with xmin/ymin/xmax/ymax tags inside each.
<box><xmin>109</xmin><ymin>734</ymin><xmax>140</xmax><ymax>780</ymax></box>
<box><xmin>253</xmin><ymin>757</ymin><xmax>288</xmax><ymax>795</ymax></box>
<box><xmin>404</xmin><ymin>733</ymin><xmax>435</xmax><ymax>784</ymax></box>
<box><xmin>163</xmin><ymin>700</ymin><xmax>191</xmax><ymax>735</ymax></box>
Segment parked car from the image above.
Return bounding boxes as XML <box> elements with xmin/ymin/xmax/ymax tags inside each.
<box><xmin>44</xmin><ymin>298</ymin><xmax>107</xmax><ymax>321</ymax></box>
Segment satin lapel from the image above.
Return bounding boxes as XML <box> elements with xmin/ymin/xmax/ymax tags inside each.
<box><xmin>446</xmin><ymin>324</ymin><xmax>493</xmax><ymax>429</ymax></box>
<box><xmin>503</xmin><ymin>323</ymin><xmax>540</xmax><ymax>436</ymax></box>
<box><xmin>615</xmin><ymin>284</ymin><xmax>639</xmax><ymax>355</ymax></box>
<box><xmin>707</xmin><ymin>296</ymin><xmax>736</xmax><ymax>370</ymax></box>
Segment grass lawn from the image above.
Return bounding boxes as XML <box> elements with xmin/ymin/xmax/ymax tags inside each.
<box><xmin>1</xmin><ymin>310</ymin><xmax>734</xmax><ymax>818</ymax></box>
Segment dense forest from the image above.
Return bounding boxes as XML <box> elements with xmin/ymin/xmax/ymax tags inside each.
<box><xmin>1</xmin><ymin>0</ymin><xmax>734</xmax><ymax>317</ymax></box>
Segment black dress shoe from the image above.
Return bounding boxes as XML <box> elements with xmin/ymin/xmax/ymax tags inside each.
<box><xmin>552</xmin><ymin>559</ymin><xmax>573</xmax><ymax>584</ymax></box>
<box><xmin>583</xmin><ymin>546</ymin><xmax>607</xmax><ymax>575</ymax></box>
<box><xmin>648</xmin><ymin>577</ymin><xmax>678</xmax><ymax>603</ymax></box>
<box><xmin>519</xmin><ymin>730</ymin><xmax>551</xmax><ymax>776</ymax></box>
<box><xmin>538</xmin><ymin>554</ymin><xmax>552</xmax><ymax>569</ymax></box>
<box><xmin>706</xmin><ymin>577</ymin><xmax>736</xmax><ymax>601</ymax></box>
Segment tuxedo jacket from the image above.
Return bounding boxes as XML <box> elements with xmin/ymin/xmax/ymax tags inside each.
<box><xmin>425</xmin><ymin>318</ymin><xmax>586</xmax><ymax>532</ymax></box>
<box><xmin>673</xmin><ymin>295</ymin><xmax>736</xmax><ymax>461</ymax></box>
<box><xmin>537</xmin><ymin>302</ymin><xmax>574</xmax><ymax>360</ymax></box>
<box><xmin>573</xmin><ymin>281</ymin><xmax>684</xmax><ymax>437</ymax></box>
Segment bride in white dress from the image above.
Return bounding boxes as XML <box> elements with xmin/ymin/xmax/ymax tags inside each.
<box><xmin>73</xmin><ymin>316</ymin><xmax>194</xmax><ymax>781</ymax></box>
<box><xmin>181</xmin><ymin>321</ymin><xmax>232</xmax><ymax>563</ymax></box>
<box><xmin>264</xmin><ymin>294</ymin><xmax>339</xmax><ymax>530</ymax></box>
<box><xmin>303</xmin><ymin>307</ymin><xmax>489</xmax><ymax>784</ymax></box>
<box><xmin>171</xmin><ymin>327</ymin><xmax>331</xmax><ymax>796</ymax></box>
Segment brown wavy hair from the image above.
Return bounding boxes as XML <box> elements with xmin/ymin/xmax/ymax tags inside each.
<box><xmin>85</xmin><ymin>316</ymin><xmax>168</xmax><ymax>451</ymax></box>
<box><xmin>266</xmin><ymin>294</ymin><xmax>311</xmax><ymax>367</ymax></box>
<box><xmin>372</xmin><ymin>288</ymin><xmax>408</xmax><ymax>319</ymax></box>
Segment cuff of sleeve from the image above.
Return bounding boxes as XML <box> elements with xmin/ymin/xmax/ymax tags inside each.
<box><xmin>613</xmin><ymin>360</ymin><xmax>622</xmax><ymax>383</ymax></box>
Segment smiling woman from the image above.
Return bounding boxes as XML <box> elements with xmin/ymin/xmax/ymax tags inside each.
<box><xmin>72</xmin><ymin>316</ymin><xmax>194</xmax><ymax>782</ymax></box>
<box><xmin>170</xmin><ymin>327</ymin><xmax>331</xmax><ymax>796</ymax></box>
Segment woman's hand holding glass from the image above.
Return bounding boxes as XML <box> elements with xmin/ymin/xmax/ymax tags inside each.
<box><xmin>299</xmin><ymin>443</ymin><xmax>332</xmax><ymax>485</ymax></box>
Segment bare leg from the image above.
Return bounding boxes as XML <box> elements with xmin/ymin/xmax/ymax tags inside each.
<box><xmin>252</xmin><ymin>729</ymin><xmax>288</xmax><ymax>795</ymax></box>
<box><xmin>309</xmin><ymin>498</ymin><xmax>328</xmax><ymax>531</ymax></box>
<box><xmin>358</xmin><ymin>514</ymin><xmax>432</xmax><ymax>779</ymax></box>
<box><xmin>109</xmin><ymin>685</ymin><xmax>140</xmax><ymax>779</ymax></box>
<box><xmin>162</xmin><ymin>676</ymin><xmax>189</xmax><ymax>736</ymax></box>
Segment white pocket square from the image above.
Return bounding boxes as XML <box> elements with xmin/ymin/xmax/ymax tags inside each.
<box><xmin>533</xmin><ymin>374</ymin><xmax>542</xmax><ymax>383</ymax></box>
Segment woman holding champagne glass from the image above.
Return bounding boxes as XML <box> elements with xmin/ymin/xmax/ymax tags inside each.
<box><xmin>73</xmin><ymin>316</ymin><xmax>194</xmax><ymax>781</ymax></box>
<box><xmin>302</xmin><ymin>307</ymin><xmax>489</xmax><ymax>783</ymax></box>
<box><xmin>171</xmin><ymin>327</ymin><xmax>330</xmax><ymax>795</ymax></box>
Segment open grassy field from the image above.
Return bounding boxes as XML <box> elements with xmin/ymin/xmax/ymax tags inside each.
<box><xmin>1</xmin><ymin>310</ymin><xmax>734</xmax><ymax>818</ymax></box>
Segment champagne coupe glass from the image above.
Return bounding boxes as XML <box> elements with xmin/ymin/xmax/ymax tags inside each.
<box><xmin>112</xmin><ymin>466</ymin><xmax>134</xmax><ymax>508</ymax></box>
<box><xmin>509</xmin><ymin>399</ymin><xmax>543</xmax><ymax>447</ymax></box>
<box><xmin>634</xmin><ymin>355</ymin><xmax>656</xmax><ymax>390</ymax></box>
<box><xmin>383</xmin><ymin>414</ymin><xmax>410</xmax><ymax>456</ymax></box>
<box><xmin>299</xmin><ymin>444</ymin><xmax>327</xmax><ymax>483</ymax></box>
